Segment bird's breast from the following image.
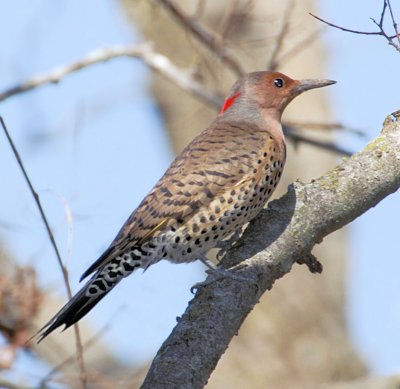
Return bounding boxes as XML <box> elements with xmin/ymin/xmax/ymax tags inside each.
<box><xmin>142</xmin><ymin>145</ymin><xmax>285</xmax><ymax>265</ymax></box>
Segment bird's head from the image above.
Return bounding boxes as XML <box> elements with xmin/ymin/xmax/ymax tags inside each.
<box><xmin>219</xmin><ymin>71</ymin><xmax>336</xmax><ymax>121</ymax></box>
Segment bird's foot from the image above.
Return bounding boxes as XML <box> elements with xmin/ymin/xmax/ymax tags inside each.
<box><xmin>191</xmin><ymin>262</ymin><xmax>255</xmax><ymax>293</ymax></box>
<box><xmin>198</xmin><ymin>255</ymin><xmax>218</xmax><ymax>270</ymax></box>
<box><xmin>215</xmin><ymin>228</ymin><xmax>243</xmax><ymax>261</ymax></box>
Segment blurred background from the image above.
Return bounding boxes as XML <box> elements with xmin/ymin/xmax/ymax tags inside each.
<box><xmin>0</xmin><ymin>0</ymin><xmax>399</xmax><ymax>387</ymax></box>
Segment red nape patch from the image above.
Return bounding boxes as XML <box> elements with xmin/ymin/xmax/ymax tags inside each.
<box><xmin>219</xmin><ymin>92</ymin><xmax>241</xmax><ymax>115</ymax></box>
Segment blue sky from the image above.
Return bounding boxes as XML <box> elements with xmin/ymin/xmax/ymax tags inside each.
<box><xmin>0</xmin><ymin>0</ymin><xmax>399</xmax><ymax>384</ymax></box>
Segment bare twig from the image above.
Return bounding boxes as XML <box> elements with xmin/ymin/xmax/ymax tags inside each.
<box><xmin>157</xmin><ymin>0</ymin><xmax>245</xmax><ymax>76</ymax></box>
<box><xmin>379</xmin><ymin>0</ymin><xmax>388</xmax><ymax>26</ymax></box>
<box><xmin>193</xmin><ymin>0</ymin><xmax>206</xmax><ymax>19</ymax></box>
<box><xmin>276</xmin><ymin>28</ymin><xmax>322</xmax><ymax>66</ymax></box>
<box><xmin>387</xmin><ymin>0</ymin><xmax>400</xmax><ymax>46</ymax></box>
<box><xmin>51</xmin><ymin>192</ymin><xmax>74</xmax><ymax>266</ymax></box>
<box><xmin>0</xmin><ymin>118</ymin><xmax>87</xmax><ymax>389</ymax></box>
<box><xmin>0</xmin><ymin>43</ymin><xmax>222</xmax><ymax>109</ymax></box>
<box><xmin>370</xmin><ymin>0</ymin><xmax>400</xmax><ymax>52</ymax></box>
<box><xmin>284</xmin><ymin>121</ymin><xmax>365</xmax><ymax>137</ymax></box>
<box><xmin>310</xmin><ymin>2</ymin><xmax>400</xmax><ymax>53</ymax></box>
<box><xmin>38</xmin><ymin>318</ymin><xmax>115</xmax><ymax>389</ymax></box>
<box><xmin>310</xmin><ymin>13</ymin><xmax>385</xmax><ymax>36</ymax></box>
<box><xmin>217</xmin><ymin>0</ymin><xmax>240</xmax><ymax>40</ymax></box>
<box><xmin>283</xmin><ymin>126</ymin><xmax>352</xmax><ymax>156</ymax></box>
<box><xmin>267</xmin><ymin>0</ymin><xmax>294</xmax><ymax>71</ymax></box>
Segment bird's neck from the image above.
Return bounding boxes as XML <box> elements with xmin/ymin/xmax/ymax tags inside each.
<box><xmin>216</xmin><ymin>99</ymin><xmax>285</xmax><ymax>150</ymax></box>
<box><xmin>259</xmin><ymin>107</ymin><xmax>285</xmax><ymax>148</ymax></box>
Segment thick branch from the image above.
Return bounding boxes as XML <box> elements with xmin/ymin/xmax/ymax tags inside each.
<box><xmin>142</xmin><ymin>111</ymin><xmax>400</xmax><ymax>388</ymax></box>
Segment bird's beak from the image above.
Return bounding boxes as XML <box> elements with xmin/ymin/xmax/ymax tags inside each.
<box><xmin>295</xmin><ymin>79</ymin><xmax>336</xmax><ymax>93</ymax></box>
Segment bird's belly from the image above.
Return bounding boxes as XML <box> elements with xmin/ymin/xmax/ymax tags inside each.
<box><xmin>161</xmin><ymin>171</ymin><xmax>282</xmax><ymax>263</ymax></box>
<box><xmin>140</xmin><ymin>156</ymin><xmax>284</xmax><ymax>266</ymax></box>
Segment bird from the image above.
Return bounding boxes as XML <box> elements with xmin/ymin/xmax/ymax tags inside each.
<box><xmin>37</xmin><ymin>71</ymin><xmax>335</xmax><ymax>342</ymax></box>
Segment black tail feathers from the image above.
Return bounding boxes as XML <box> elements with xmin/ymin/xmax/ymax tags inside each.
<box><xmin>36</xmin><ymin>275</ymin><xmax>121</xmax><ymax>343</ymax></box>
<box><xmin>36</xmin><ymin>250</ymin><xmax>142</xmax><ymax>342</ymax></box>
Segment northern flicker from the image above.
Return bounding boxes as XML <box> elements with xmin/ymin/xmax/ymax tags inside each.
<box><xmin>37</xmin><ymin>71</ymin><xmax>335</xmax><ymax>341</ymax></box>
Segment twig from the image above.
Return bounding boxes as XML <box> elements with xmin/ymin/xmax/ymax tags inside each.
<box><xmin>310</xmin><ymin>4</ymin><xmax>400</xmax><ymax>53</ymax></box>
<box><xmin>387</xmin><ymin>0</ymin><xmax>400</xmax><ymax>46</ymax></box>
<box><xmin>45</xmin><ymin>191</ymin><xmax>75</xmax><ymax>267</ymax></box>
<box><xmin>38</xmin><ymin>319</ymin><xmax>114</xmax><ymax>389</ymax></box>
<box><xmin>0</xmin><ymin>118</ymin><xmax>87</xmax><ymax>389</ymax></box>
<box><xmin>217</xmin><ymin>0</ymin><xmax>240</xmax><ymax>40</ymax></box>
<box><xmin>157</xmin><ymin>0</ymin><xmax>245</xmax><ymax>76</ymax></box>
<box><xmin>370</xmin><ymin>0</ymin><xmax>400</xmax><ymax>52</ymax></box>
<box><xmin>0</xmin><ymin>43</ymin><xmax>222</xmax><ymax>109</ymax></box>
<box><xmin>284</xmin><ymin>121</ymin><xmax>365</xmax><ymax>137</ymax></box>
<box><xmin>275</xmin><ymin>28</ymin><xmax>322</xmax><ymax>67</ymax></box>
<box><xmin>267</xmin><ymin>0</ymin><xmax>295</xmax><ymax>71</ymax></box>
<box><xmin>379</xmin><ymin>0</ymin><xmax>388</xmax><ymax>26</ymax></box>
<box><xmin>193</xmin><ymin>0</ymin><xmax>206</xmax><ymax>19</ymax></box>
<box><xmin>310</xmin><ymin>13</ymin><xmax>385</xmax><ymax>36</ymax></box>
<box><xmin>283</xmin><ymin>126</ymin><xmax>352</xmax><ymax>156</ymax></box>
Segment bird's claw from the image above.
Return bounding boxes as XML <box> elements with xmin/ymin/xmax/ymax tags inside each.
<box><xmin>190</xmin><ymin>263</ymin><xmax>255</xmax><ymax>293</ymax></box>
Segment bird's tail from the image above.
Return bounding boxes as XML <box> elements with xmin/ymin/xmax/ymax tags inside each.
<box><xmin>36</xmin><ymin>253</ymin><xmax>141</xmax><ymax>342</ymax></box>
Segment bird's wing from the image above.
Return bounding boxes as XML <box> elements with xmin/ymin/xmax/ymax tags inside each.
<box><xmin>81</xmin><ymin>123</ymin><xmax>281</xmax><ymax>279</ymax></box>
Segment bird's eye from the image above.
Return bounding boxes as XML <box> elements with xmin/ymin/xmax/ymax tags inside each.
<box><xmin>274</xmin><ymin>78</ymin><xmax>284</xmax><ymax>88</ymax></box>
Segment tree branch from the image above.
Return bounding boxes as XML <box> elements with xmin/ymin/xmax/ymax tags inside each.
<box><xmin>310</xmin><ymin>13</ymin><xmax>384</xmax><ymax>36</ymax></box>
<box><xmin>0</xmin><ymin>43</ymin><xmax>222</xmax><ymax>109</ymax></box>
<box><xmin>310</xmin><ymin>1</ymin><xmax>400</xmax><ymax>54</ymax></box>
<box><xmin>283</xmin><ymin>126</ymin><xmax>353</xmax><ymax>156</ymax></box>
<box><xmin>386</xmin><ymin>0</ymin><xmax>400</xmax><ymax>47</ymax></box>
<box><xmin>267</xmin><ymin>0</ymin><xmax>294</xmax><ymax>71</ymax></box>
<box><xmin>142</xmin><ymin>111</ymin><xmax>400</xmax><ymax>388</ymax></box>
<box><xmin>157</xmin><ymin>0</ymin><xmax>245</xmax><ymax>76</ymax></box>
